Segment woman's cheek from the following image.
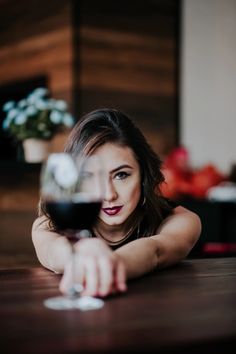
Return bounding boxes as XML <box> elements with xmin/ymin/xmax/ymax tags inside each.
<box><xmin>126</xmin><ymin>182</ymin><xmax>141</xmax><ymax>207</ymax></box>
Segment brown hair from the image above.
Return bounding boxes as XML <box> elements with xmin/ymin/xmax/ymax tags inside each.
<box><xmin>40</xmin><ymin>108</ymin><xmax>171</xmax><ymax>237</ymax></box>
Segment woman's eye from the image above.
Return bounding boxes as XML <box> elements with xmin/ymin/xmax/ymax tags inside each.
<box><xmin>114</xmin><ymin>171</ymin><xmax>130</xmax><ymax>180</ymax></box>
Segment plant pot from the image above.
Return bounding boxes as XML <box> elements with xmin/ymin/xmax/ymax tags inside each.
<box><xmin>23</xmin><ymin>138</ymin><xmax>51</xmax><ymax>163</ymax></box>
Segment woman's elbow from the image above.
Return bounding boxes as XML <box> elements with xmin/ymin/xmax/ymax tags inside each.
<box><xmin>176</xmin><ymin>213</ymin><xmax>201</xmax><ymax>262</ymax></box>
<box><xmin>175</xmin><ymin>207</ymin><xmax>202</xmax><ymax>250</ymax></box>
<box><xmin>192</xmin><ymin>211</ymin><xmax>202</xmax><ymax>241</ymax></box>
<box><xmin>186</xmin><ymin>211</ymin><xmax>202</xmax><ymax>252</ymax></box>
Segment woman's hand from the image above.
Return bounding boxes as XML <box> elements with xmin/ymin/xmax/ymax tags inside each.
<box><xmin>59</xmin><ymin>238</ymin><xmax>127</xmax><ymax>297</ymax></box>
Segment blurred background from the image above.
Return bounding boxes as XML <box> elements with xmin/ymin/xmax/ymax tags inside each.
<box><xmin>0</xmin><ymin>0</ymin><xmax>236</xmax><ymax>266</ymax></box>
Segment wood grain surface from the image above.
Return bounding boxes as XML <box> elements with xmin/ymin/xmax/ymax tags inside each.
<box><xmin>0</xmin><ymin>258</ymin><xmax>235</xmax><ymax>353</ymax></box>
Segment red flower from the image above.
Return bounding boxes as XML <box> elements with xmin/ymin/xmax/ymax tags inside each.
<box><xmin>161</xmin><ymin>147</ymin><xmax>226</xmax><ymax>200</ymax></box>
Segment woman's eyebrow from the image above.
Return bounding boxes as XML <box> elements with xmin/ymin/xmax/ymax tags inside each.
<box><xmin>110</xmin><ymin>164</ymin><xmax>133</xmax><ymax>174</ymax></box>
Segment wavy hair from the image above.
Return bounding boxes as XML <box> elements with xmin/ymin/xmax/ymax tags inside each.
<box><xmin>40</xmin><ymin>108</ymin><xmax>172</xmax><ymax>237</ymax></box>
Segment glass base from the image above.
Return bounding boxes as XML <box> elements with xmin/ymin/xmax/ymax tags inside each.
<box><xmin>44</xmin><ymin>296</ymin><xmax>104</xmax><ymax>311</ymax></box>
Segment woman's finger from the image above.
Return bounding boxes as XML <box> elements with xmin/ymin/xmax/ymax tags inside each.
<box><xmin>82</xmin><ymin>257</ymin><xmax>99</xmax><ymax>296</ymax></box>
<box><xmin>59</xmin><ymin>260</ymin><xmax>73</xmax><ymax>294</ymax></box>
<box><xmin>59</xmin><ymin>256</ymin><xmax>85</xmax><ymax>295</ymax></box>
<box><xmin>97</xmin><ymin>257</ymin><xmax>114</xmax><ymax>297</ymax></box>
<box><xmin>115</xmin><ymin>259</ymin><xmax>127</xmax><ymax>293</ymax></box>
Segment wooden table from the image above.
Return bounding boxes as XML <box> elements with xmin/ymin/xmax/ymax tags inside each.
<box><xmin>1</xmin><ymin>258</ymin><xmax>236</xmax><ymax>353</ymax></box>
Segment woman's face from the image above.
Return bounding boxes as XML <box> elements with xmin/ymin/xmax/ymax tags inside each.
<box><xmin>92</xmin><ymin>143</ymin><xmax>141</xmax><ymax>229</ymax></box>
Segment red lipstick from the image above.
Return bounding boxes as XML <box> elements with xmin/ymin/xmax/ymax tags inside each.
<box><xmin>102</xmin><ymin>206</ymin><xmax>123</xmax><ymax>216</ymax></box>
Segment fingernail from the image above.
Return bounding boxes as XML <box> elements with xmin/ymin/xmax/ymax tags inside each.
<box><xmin>119</xmin><ymin>283</ymin><xmax>127</xmax><ymax>292</ymax></box>
<box><xmin>98</xmin><ymin>290</ymin><xmax>108</xmax><ymax>297</ymax></box>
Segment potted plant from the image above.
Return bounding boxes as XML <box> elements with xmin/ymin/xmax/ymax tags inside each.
<box><xmin>2</xmin><ymin>87</ymin><xmax>75</xmax><ymax>163</ymax></box>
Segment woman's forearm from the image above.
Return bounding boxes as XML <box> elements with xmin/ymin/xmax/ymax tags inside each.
<box><xmin>153</xmin><ymin>206</ymin><xmax>201</xmax><ymax>268</ymax></box>
<box><xmin>115</xmin><ymin>206</ymin><xmax>201</xmax><ymax>279</ymax></box>
<box><xmin>115</xmin><ymin>237</ymin><xmax>159</xmax><ymax>279</ymax></box>
<box><xmin>115</xmin><ymin>231</ymin><xmax>194</xmax><ymax>280</ymax></box>
<box><xmin>32</xmin><ymin>218</ymin><xmax>71</xmax><ymax>273</ymax></box>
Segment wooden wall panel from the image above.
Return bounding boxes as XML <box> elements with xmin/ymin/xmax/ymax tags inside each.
<box><xmin>0</xmin><ymin>0</ymin><xmax>179</xmax><ymax>159</ymax></box>
<box><xmin>76</xmin><ymin>0</ymin><xmax>180</xmax><ymax>156</ymax></box>
<box><xmin>0</xmin><ymin>0</ymin><xmax>72</xmax><ymax>45</ymax></box>
<box><xmin>80</xmin><ymin>27</ymin><xmax>175</xmax><ymax>96</ymax></box>
<box><xmin>0</xmin><ymin>0</ymin><xmax>74</xmax><ymax>105</ymax></box>
<box><xmin>0</xmin><ymin>1</ymin><xmax>74</xmax><ymax>263</ymax></box>
<box><xmin>0</xmin><ymin>166</ymin><xmax>41</xmax><ymax>262</ymax></box>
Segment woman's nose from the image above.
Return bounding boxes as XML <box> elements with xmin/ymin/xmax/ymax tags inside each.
<box><xmin>104</xmin><ymin>179</ymin><xmax>118</xmax><ymax>202</ymax></box>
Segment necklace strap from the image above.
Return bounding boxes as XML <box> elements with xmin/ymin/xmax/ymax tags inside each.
<box><xmin>93</xmin><ymin>227</ymin><xmax>133</xmax><ymax>246</ymax></box>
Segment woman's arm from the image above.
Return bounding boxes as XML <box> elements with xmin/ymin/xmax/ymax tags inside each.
<box><xmin>60</xmin><ymin>206</ymin><xmax>201</xmax><ymax>296</ymax></box>
<box><xmin>59</xmin><ymin>238</ymin><xmax>127</xmax><ymax>297</ymax></box>
<box><xmin>32</xmin><ymin>217</ymin><xmax>71</xmax><ymax>273</ymax></box>
<box><xmin>32</xmin><ymin>206</ymin><xmax>201</xmax><ymax>296</ymax></box>
<box><xmin>32</xmin><ymin>217</ymin><xmax>127</xmax><ymax>296</ymax></box>
<box><xmin>115</xmin><ymin>206</ymin><xmax>201</xmax><ymax>279</ymax></box>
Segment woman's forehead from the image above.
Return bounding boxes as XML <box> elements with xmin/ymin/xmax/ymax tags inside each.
<box><xmin>93</xmin><ymin>143</ymin><xmax>139</xmax><ymax>169</ymax></box>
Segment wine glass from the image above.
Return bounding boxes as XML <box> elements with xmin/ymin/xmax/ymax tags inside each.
<box><xmin>40</xmin><ymin>152</ymin><xmax>105</xmax><ymax>310</ymax></box>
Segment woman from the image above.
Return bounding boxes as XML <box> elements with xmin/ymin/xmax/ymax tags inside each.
<box><xmin>32</xmin><ymin>108</ymin><xmax>201</xmax><ymax>297</ymax></box>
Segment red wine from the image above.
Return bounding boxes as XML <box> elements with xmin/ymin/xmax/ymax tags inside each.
<box><xmin>45</xmin><ymin>201</ymin><xmax>102</xmax><ymax>236</ymax></box>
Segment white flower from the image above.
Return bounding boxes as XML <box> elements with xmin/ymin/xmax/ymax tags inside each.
<box><xmin>3</xmin><ymin>101</ymin><xmax>15</xmax><ymax>112</ymax></box>
<box><xmin>54</xmin><ymin>100</ymin><xmax>67</xmax><ymax>111</ymax></box>
<box><xmin>50</xmin><ymin>110</ymin><xmax>63</xmax><ymax>124</ymax></box>
<box><xmin>33</xmin><ymin>87</ymin><xmax>49</xmax><ymax>97</ymax></box>
<box><xmin>2</xmin><ymin>109</ymin><xmax>18</xmax><ymax>130</ymax></box>
<box><xmin>18</xmin><ymin>99</ymin><xmax>27</xmax><ymax>109</ymax></box>
<box><xmin>2</xmin><ymin>86</ymin><xmax>74</xmax><ymax>141</ymax></box>
<box><xmin>25</xmin><ymin>105</ymin><xmax>38</xmax><ymax>116</ymax></box>
<box><xmin>15</xmin><ymin>113</ymin><xmax>27</xmax><ymax>125</ymax></box>
<box><xmin>48</xmin><ymin>154</ymin><xmax>78</xmax><ymax>189</ymax></box>
<box><xmin>63</xmin><ymin>113</ymin><xmax>74</xmax><ymax>127</ymax></box>
<box><xmin>48</xmin><ymin>153</ymin><xmax>63</xmax><ymax>168</ymax></box>
<box><xmin>35</xmin><ymin>99</ymin><xmax>48</xmax><ymax>110</ymax></box>
<box><xmin>27</xmin><ymin>93</ymin><xmax>38</xmax><ymax>104</ymax></box>
<box><xmin>47</xmin><ymin>99</ymin><xmax>57</xmax><ymax>109</ymax></box>
<box><xmin>2</xmin><ymin>117</ymin><xmax>11</xmax><ymax>129</ymax></box>
<box><xmin>7</xmin><ymin>108</ymin><xmax>20</xmax><ymax>120</ymax></box>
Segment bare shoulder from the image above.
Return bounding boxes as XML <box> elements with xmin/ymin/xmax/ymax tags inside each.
<box><xmin>32</xmin><ymin>216</ymin><xmax>49</xmax><ymax>232</ymax></box>
<box><xmin>174</xmin><ymin>205</ymin><xmax>201</xmax><ymax>224</ymax></box>
<box><xmin>156</xmin><ymin>204</ymin><xmax>202</xmax><ymax>241</ymax></box>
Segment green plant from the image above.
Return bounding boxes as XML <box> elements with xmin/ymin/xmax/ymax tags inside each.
<box><xmin>2</xmin><ymin>87</ymin><xmax>74</xmax><ymax>140</ymax></box>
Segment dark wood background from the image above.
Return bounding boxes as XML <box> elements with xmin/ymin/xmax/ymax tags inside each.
<box><xmin>75</xmin><ymin>0</ymin><xmax>180</xmax><ymax>155</ymax></box>
<box><xmin>0</xmin><ymin>0</ymin><xmax>180</xmax><ymax>265</ymax></box>
<box><xmin>0</xmin><ymin>0</ymin><xmax>73</xmax><ymax>105</ymax></box>
<box><xmin>0</xmin><ymin>0</ymin><xmax>180</xmax><ymax>156</ymax></box>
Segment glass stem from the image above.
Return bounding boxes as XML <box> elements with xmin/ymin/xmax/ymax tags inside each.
<box><xmin>71</xmin><ymin>243</ymin><xmax>77</xmax><ymax>298</ymax></box>
<box><xmin>69</xmin><ymin>240</ymin><xmax>83</xmax><ymax>299</ymax></box>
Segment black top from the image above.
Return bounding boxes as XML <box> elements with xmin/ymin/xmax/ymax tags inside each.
<box><xmin>109</xmin><ymin>198</ymin><xmax>178</xmax><ymax>250</ymax></box>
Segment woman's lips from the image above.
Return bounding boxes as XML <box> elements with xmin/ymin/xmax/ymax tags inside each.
<box><xmin>102</xmin><ymin>206</ymin><xmax>123</xmax><ymax>216</ymax></box>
